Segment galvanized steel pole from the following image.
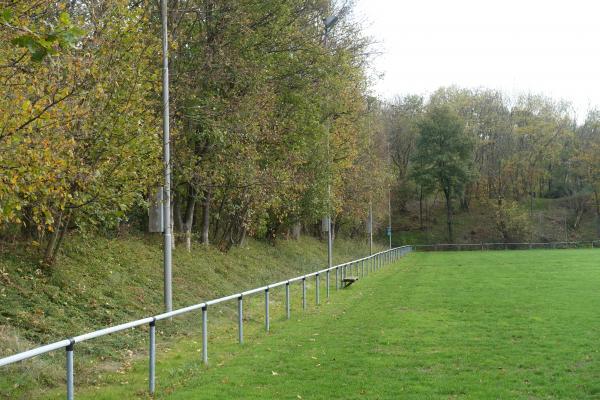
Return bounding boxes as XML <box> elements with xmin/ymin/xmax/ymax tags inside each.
<box><xmin>285</xmin><ymin>282</ymin><xmax>291</xmax><ymax>319</ymax></box>
<box><xmin>316</xmin><ymin>274</ymin><xmax>320</xmax><ymax>305</ymax></box>
<box><xmin>387</xmin><ymin>125</ymin><xmax>392</xmax><ymax>251</ymax></box>
<box><xmin>369</xmin><ymin>201</ymin><xmax>373</xmax><ymax>255</ymax></box>
<box><xmin>265</xmin><ymin>288</ymin><xmax>270</xmax><ymax>332</ymax></box>
<box><xmin>324</xmin><ymin>17</ymin><xmax>337</xmax><ymax>275</ymax></box>
<box><xmin>66</xmin><ymin>342</ymin><xmax>74</xmax><ymax>400</ymax></box>
<box><xmin>149</xmin><ymin>320</ymin><xmax>156</xmax><ymax>394</ymax></box>
<box><xmin>238</xmin><ymin>296</ymin><xmax>243</xmax><ymax>344</ymax></box>
<box><xmin>160</xmin><ymin>0</ymin><xmax>172</xmax><ymax>314</ymax></box>
<box><xmin>202</xmin><ymin>306</ymin><xmax>208</xmax><ymax>365</ymax></box>
<box><xmin>302</xmin><ymin>278</ymin><xmax>306</xmax><ymax>310</ymax></box>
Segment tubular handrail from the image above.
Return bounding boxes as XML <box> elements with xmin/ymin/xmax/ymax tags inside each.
<box><xmin>0</xmin><ymin>245</ymin><xmax>413</xmax><ymax>400</ymax></box>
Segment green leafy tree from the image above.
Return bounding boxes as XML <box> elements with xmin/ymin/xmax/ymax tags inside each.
<box><xmin>411</xmin><ymin>106</ymin><xmax>473</xmax><ymax>242</ymax></box>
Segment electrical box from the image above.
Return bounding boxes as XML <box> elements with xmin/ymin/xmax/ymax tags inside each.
<box><xmin>321</xmin><ymin>216</ymin><xmax>330</xmax><ymax>232</ymax></box>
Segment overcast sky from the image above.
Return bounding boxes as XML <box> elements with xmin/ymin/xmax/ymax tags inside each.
<box><xmin>354</xmin><ymin>0</ymin><xmax>600</xmax><ymax>119</ymax></box>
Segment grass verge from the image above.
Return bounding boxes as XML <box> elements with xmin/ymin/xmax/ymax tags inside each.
<box><xmin>0</xmin><ymin>234</ymin><xmax>380</xmax><ymax>398</ymax></box>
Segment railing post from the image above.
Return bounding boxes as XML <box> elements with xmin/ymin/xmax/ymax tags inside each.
<box><xmin>66</xmin><ymin>340</ymin><xmax>74</xmax><ymax>400</ymax></box>
<box><xmin>285</xmin><ymin>282</ymin><xmax>291</xmax><ymax>319</ymax></box>
<box><xmin>315</xmin><ymin>274</ymin><xmax>320</xmax><ymax>305</ymax></box>
<box><xmin>202</xmin><ymin>305</ymin><xmax>208</xmax><ymax>365</ymax></box>
<box><xmin>238</xmin><ymin>295</ymin><xmax>243</xmax><ymax>344</ymax></box>
<box><xmin>335</xmin><ymin>266</ymin><xmax>339</xmax><ymax>290</ymax></box>
<box><xmin>326</xmin><ymin>270</ymin><xmax>330</xmax><ymax>299</ymax></box>
<box><xmin>361</xmin><ymin>259</ymin><xmax>364</xmax><ymax>278</ymax></box>
<box><xmin>149</xmin><ymin>320</ymin><xmax>156</xmax><ymax>394</ymax></box>
<box><xmin>302</xmin><ymin>277</ymin><xmax>306</xmax><ymax>310</ymax></box>
<box><xmin>265</xmin><ymin>288</ymin><xmax>270</xmax><ymax>332</ymax></box>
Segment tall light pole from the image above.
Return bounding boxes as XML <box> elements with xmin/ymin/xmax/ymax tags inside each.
<box><xmin>161</xmin><ymin>0</ymin><xmax>172</xmax><ymax>313</ymax></box>
<box><xmin>323</xmin><ymin>15</ymin><xmax>338</xmax><ymax>274</ymax></box>
<box><xmin>388</xmin><ymin>188</ymin><xmax>392</xmax><ymax>249</ymax></box>
<box><xmin>368</xmin><ymin>200</ymin><xmax>373</xmax><ymax>254</ymax></box>
<box><xmin>387</xmin><ymin>121</ymin><xmax>392</xmax><ymax>250</ymax></box>
<box><xmin>367</xmin><ymin>100</ymin><xmax>373</xmax><ymax>255</ymax></box>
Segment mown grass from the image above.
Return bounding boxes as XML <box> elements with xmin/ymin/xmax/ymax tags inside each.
<box><xmin>0</xmin><ymin>234</ymin><xmax>379</xmax><ymax>398</ymax></box>
<box><xmin>50</xmin><ymin>248</ymin><xmax>600</xmax><ymax>399</ymax></box>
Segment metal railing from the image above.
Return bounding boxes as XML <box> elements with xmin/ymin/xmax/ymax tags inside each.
<box><xmin>413</xmin><ymin>240</ymin><xmax>600</xmax><ymax>251</ymax></box>
<box><xmin>0</xmin><ymin>245</ymin><xmax>413</xmax><ymax>399</ymax></box>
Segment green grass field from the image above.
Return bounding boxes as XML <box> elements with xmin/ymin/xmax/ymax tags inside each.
<box><xmin>46</xmin><ymin>248</ymin><xmax>600</xmax><ymax>399</ymax></box>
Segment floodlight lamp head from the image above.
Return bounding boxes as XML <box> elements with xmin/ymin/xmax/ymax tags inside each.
<box><xmin>323</xmin><ymin>15</ymin><xmax>339</xmax><ymax>28</ymax></box>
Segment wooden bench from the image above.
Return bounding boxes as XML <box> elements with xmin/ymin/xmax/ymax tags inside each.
<box><xmin>341</xmin><ymin>276</ymin><xmax>358</xmax><ymax>288</ymax></box>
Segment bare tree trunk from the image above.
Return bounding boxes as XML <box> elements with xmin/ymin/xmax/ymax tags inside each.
<box><xmin>202</xmin><ymin>187</ymin><xmax>212</xmax><ymax>246</ymax></box>
<box><xmin>55</xmin><ymin>210</ymin><xmax>72</xmax><ymax>256</ymax></box>
<box><xmin>182</xmin><ymin>185</ymin><xmax>196</xmax><ymax>252</ymax></box>
<box><xmin>43</xmin><ymin>211</ymin><xmax>63</xmax><ymax>266</ymax></box>
<box><xmin>418</xmin><ymin>186</ymin><xmax>424</xmax><ymax>230</ymax></box>
<box><xmin>443</xmin><ymin>187</ymin><xmax>453</xmax><ymax>243</ymax></box>
<box><xmin>292</xmin><ymin>222</ymin><xmax>301</xmax><ymax>240</ymax></box>
<box><xmin>173</xmin><ymin>194</ymin><xmax>183</xmax><ymax>233</ymax></box>
<box><xmin>43</xmin><ymin>209</ymin><xmax>71</xmax><ymax>267</ymax></box>
<box><xmin>239</xmin><ymin>227</ymin><xmax>247</xmax><ymax>246</ymax></box>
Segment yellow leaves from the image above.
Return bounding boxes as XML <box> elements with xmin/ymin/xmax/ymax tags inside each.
<box><xmin>21</xmin><ymin>100</ymin><xmax>32</xmax><ymax>112</ymax></box>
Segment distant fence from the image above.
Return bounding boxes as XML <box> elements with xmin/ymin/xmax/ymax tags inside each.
<box><xmin>413</xmin><ymin>241</ymin><xmax>600</xmax><ymax>252</ymax></box>
<box><xmin>0</xmin><ymin>245</ymin><xmax>413</xmax><ymax>399</ymax></box>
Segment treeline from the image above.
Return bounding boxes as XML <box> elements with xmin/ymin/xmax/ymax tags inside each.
<box><xmin>384</xmin><ymin>87</ymin><xmax>600</xmax><ymax>242</ymax></box>
<box><xmin>0</xmin><ymin>1</ymin><xmax>391</xmax><ymax>267</ymax></box>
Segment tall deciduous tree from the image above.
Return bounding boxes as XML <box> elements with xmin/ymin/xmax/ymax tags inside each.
<box><xmin>412</xmin><ymin>106</ymin><xmax>473</xmax><ymax>242</ymax></box>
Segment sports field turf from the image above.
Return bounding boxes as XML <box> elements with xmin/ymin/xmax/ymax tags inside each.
<box><xmin>63</xmin><ymin>249</ymin><xmax>600</xmax><ymax>399</ymax></box>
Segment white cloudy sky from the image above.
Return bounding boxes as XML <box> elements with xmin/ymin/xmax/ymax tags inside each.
<box><xmin>354</xmin><ymin>0</ymin><xmax>600</xmax><ymax>119</ymax></box>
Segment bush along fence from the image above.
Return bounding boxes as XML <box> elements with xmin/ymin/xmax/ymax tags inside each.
<box><xmin>0</xmin><ymin>245</ymin><xmax>413</xmax><ymax>399</ymax></box>
<box><xmin>413</xmin><ymin>240</ymin><xmax>600</xmax><ymax>251</ymax></box>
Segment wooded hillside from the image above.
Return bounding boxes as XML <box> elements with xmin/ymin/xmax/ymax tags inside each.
<box><xmin>2</xmin><ymin>2</ymin><xmax>599</xmax><ymax>268</ymax></box>
<box><xmin>384</xmin><ymin>88</ymin><xmax>600</xmax><ymax>243</ymax></box>
<box><xmin>1</xmin><ymin>0</ymin><xmax>390</xmax><ymax>267</ymax></box>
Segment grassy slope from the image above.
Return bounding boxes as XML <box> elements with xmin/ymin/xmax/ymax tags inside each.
<box><xmin>0</xmin><ymin>234</ymin><xmax>379</xmax><ymax>398</ymax></box>
<box><xmin>64</xmin><ymin>248</ymin><xmax>600</xmax><ymax>399</ymax></box>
